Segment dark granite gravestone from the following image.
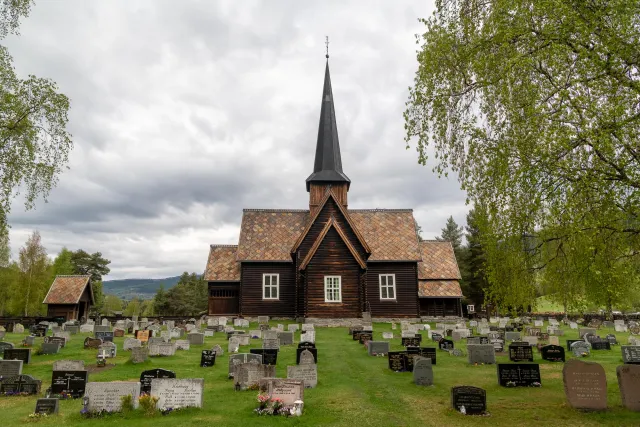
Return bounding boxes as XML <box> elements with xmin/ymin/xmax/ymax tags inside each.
<box><xmin>94</xmin><ymin>331</ymin><xmax>114</xmax><ymax>342</ymax></box>
<box><xmin>298</xmin><ymin>341</ymin><xmax>316</xmax><ymax>350</ymax></box>
<box><xmin>431</xmin><ymin>333</ymin><xmax>442</xmax><ymax>342</ymax></box>
<box><xmin>451</xmin><ymin>386</ymin><xmax>486</xmax><ymax>415</ymax></box>
<box><xmin>30</xmin><ymin>325</ymin><xmax>48</xmax><ymax>337</ymax></box>
<box><xmin>295</xmin><ymin>347</ymin><xmax>317</xmax><ymax>364</ymax></box>
<box><xmin>401</xmin><ymin>336</ymin><xmax>421</xmax><ymax>347</ymax></box>
<box><xmin>250</xmin><ymin>348</ymin><xmax>279</xmax><ymax>365</ymax></box>
<box><xmin>388</xmin><ymin>351</ymin><xmax>407</xmax><ymax>372</ymax></box>
<box><xmin>541</xmin><ymin>345</ymin><xmax>565</xmax><ymax>362</ymax></box>
<box><xmin>83</xmin><ymin>337</ymin><xmax>102</xmax><ymax>349</ymax></box>
<box><xmin>140</xmin><ymin>368</ymin><xmax>176</xmax><ymax>395</ymax></box>
<box><xmin>35</xmin><ymin>398</ymin><xmax>59</xmax><ymax>414</ymax></box>
<box><xmin>509</xmin><ymin>343</ymin><xmax>534</xmax><ymax>362</ymax></box>
<box><xmin>0</xmin><ymin>374</ymin><xmax>41</xmax><ymax>395</ymax></box>
<box><xmin>621</xmin><ymin>346</ymin><xmax>640</xmax><ymax>364</ymax></box>
<box><xmin>417</xmin><ymin>347</ymin><xmax>437</xmax><ymax>365</ymax></box>
<box><xmin>606</xmin><ymin>334</ymin><xmax>618</xmax><ymax>345</ymax></box>
<box><xmin>352</xmin><ymin>330</ymin><xmax>362</xmax><ymax>341</ymax></box>
<box><xmin>591</xmin><ymin>338</ymin><xmax>611</xmax><ymax>350</ymax></box>
<box><xmin>439</xmin><ymin>339</ymin><xmax>454</xmax><ymax>351</ymax></box>
<box><xmin>3</xmin><ymin>348</ymin><xmax>31</xmax><ymax>364</ymax></box>
<box><xmin>51</xmin><ymin>370</ymin><xmax>88</xmax><ymax>397</ymax></box>
<box><xmin>497</xmin><ymin>364</ymin><xmax>541</xmax><ymax>387</ymax></box>
<box><xmin>358</xmin><ymin>332</ymin><xmax>373</xmax><ymax>344</ymax></box>
<box><xmin>200</xmin><ymin>350</ymin><xmax>216</xmax><ymax>367</ymax></box>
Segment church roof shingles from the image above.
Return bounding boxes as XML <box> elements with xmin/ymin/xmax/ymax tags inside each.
<box><xmin>418</xmin><ymin>280</ymin><xmax>463</xmax><ymax>298</ymax></box>
<box><xmin>43</xmin><ymin>275</ymin><xmax>91</xmax><ymax>305</ymax></box>
<box><xmin>417</xmin><ymin>240</ymin><xmax>461</xmax><ymax>280</ymax></box>
<box><xmin>204</xmin><ymin>245</ymin><xmax>241</xmax><ymax>281</ymax></box>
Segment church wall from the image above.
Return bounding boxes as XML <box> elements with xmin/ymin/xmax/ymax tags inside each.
<box><xmin>365</xmin><ymin>262</ymin><xmax>419</xmax><ymax>317</ymax></box>
<box><xmin>240</xmin><ymin>262</ymin><xmax>296</xmax><ymax>317</ymax></box>
<box><xmin>305</xmin><ymin>227</ymin><xmax>361</xmax><ymax>317</ymax></box>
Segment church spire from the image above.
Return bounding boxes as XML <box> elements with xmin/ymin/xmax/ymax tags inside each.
<box><xmin>305</xmin><ymin>51</ymin><xmax>351</xmax><ymax>192</ymax></box>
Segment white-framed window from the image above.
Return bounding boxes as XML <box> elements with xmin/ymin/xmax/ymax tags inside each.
<box><xmin>379</xmin><ymin>274</ymin><xmax>396</xmax><ymax>300</ymax></box>
<box><xmin>262</xmin><ymin>273</ymin><xmax>279</xmax><ymax>300</ymax></box>
<box><xmin>324</xmin><ymin>276</ymin><xmax>342</xmax><ymax>302</ymax></box>
<box><xmin>467</xmin><ymin>304</ymin><xmax>475</xmax><ymax>313</ymax></box>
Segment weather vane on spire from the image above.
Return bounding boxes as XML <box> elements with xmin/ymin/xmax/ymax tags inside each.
<box><xmin>325</xmin><ymin>36</ymin><xmax>329</xmax><ymax>59</ymax></box>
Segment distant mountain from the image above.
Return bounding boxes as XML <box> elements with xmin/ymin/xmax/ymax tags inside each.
<box><xmin>103</xmin><ymin>276</ymin><xmax>181</xmax><ymax>300</ymax></box>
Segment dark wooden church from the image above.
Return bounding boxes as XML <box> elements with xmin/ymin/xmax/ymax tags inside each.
<box><xmin>204</xmin><ymin>59</ymin><xmax>462</xmax><ymax>319</ymax></box>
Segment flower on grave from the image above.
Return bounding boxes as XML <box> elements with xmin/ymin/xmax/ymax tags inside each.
<box><xmin>506</xmin><ymin>381</ymin><xmax>517</xmax><ymax>387</ymax></box>
<box><xmin>531</xmin><ymin>382</ymin><xmax>541</xmax><ymax>387</ymax></box>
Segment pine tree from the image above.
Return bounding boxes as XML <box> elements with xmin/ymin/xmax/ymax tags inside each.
<box><xmin>435</xmin><ymin>216</ymin><xmax>464</xmax><ymax>256</ymax></box>
<box><xmin>462</xmin><ymin>208</ymin><xmax>489</xmax><ymax>308</ymax></box>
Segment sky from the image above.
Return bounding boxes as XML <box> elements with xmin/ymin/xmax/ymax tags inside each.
<box><xmin>4</xmin><ymin>0</ymin><xmax>468</xmax><ymax>280</ymax></box>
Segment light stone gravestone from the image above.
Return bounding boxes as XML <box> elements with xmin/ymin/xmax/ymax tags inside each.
<box><xmin>188</xmin><ymin>333</ymin><xmax>205</xmax><ymax>345</ymax></box>
<box><xmin>534</xmin><ymin>320</ymin><xmax>543</xmax><ymax>327</ymax></box>
<box><xmin>278</xmin><ymin>331</ymin><xmax>294</xmax><ymax>345</ymax></box>
<box><xmin>0</xmin><ymin>360</ymin><xmax>23</xmax><ymax>377</ymax></box>
<box><xmin>123</xmin><ymin>338</ymin><xmax>142</xmax><ymax>350</ymax></box>
<box><xmin>101</xmin><ymin>319</ymin><xmax>110</xmax><ymax>327</ymax></box>
<box><xmin>549</xmin><ymin>336</ymin><xmax>560</xmax><ymax>346</ymax></box>
<box><xmin>367</xmin><ymin>341</ymin><xmax>390</xmax><ymax>356</ymax></box>
<box><xmin>98</xmin><ymin>342</ymin><xmax>117</xmax><ymax>358</ymax></box>
<box><xmin>570</xmin><ymin>322</ymin><xmax>578</xmax><ymax>329</ymax></box>
<box><xmin>616</xmin><ymin>364</ymin><xmax>640</xmax><ymax>412</ymax></box>
<box><xmin>301</xmin><ymin>324</ymin><xmax>314</xmax><ymax>332</ymax></box>
<box><xmin>523</xmin><ymin>336</ymin><xmax>539</xmax><ymax>346</ymax></box>
<box><xmin>263</xmin><ymin>338</ymin><xmax>280</xmax><ymax>350</ymax></box>
<box><xmin>413</xmin><ymin>357</ymin><xmax>433</xmax><ymax>386</ymax></box>
<box><xmin>151</xmin><ymin>378</ymin><xmax>204</xmax><ymax>410</ymax></box>
<box><xmin>237</xmin><ymin>335</ymin><xmax>251</xmax><ymax>346</ymax></box>
<box><xmin>80</xmin><ymin>324</ymin><xmax>94</xmax><ymax>333</ymax></box>
<box><xmin>505</xmin><ymin>332</ymin><xmax>521</xmax><ymax>341</ymax></box>
<box><xmin>287</xmin><ymin>364</ymin><xmax>317</xmax><ymax>388</ymax></box>
<box><xmin>468</xmin><ymin>344</ymin><xmax>496</xmax><ymax>364</ymax></box>
<box><xmin>228</xmin><ymin>353</ymin><xmax>262</xmax><ymax>378</ymax></box>
<box><xmin>204</xmin><ymin>330</ymin><xmax>214</xmax><ymax>337</ymax></box>
<box><xmin>41</xmin><ymin>342</ymin><xmax>61</xmax><ymax>355</ymax></box>
<box><xmin>212</xmin><ymin>344</ymin><xmax>224</xmax><ymax>356</ymax></box>
<box><xmin>616</xmin><ymin>324</ymin><xmax>628</xmax><ymax>333</ymax></box>
<box><xmin>84</xmin><ymin>382</ymin><xmax>141</xmax><ymax>412</ymax></box>
<box><xmin>53</xmin><ymin>360</ymin><xmax>85</xmax><ymax>371</ymax></box>
<box><xmin>130</xmin><ymin>347</ymin><xmax>149</xmax><ymax>364</ymax></box>
<box><xmin>228</xmin><ymin>337</ymin><xmax>240</xmax><ymax>353</ymax></box>
<box><xmin>288</xmin><ymin>324</ymin><xmax>299</xmax><ymax>332</ymax></box>
<box><xmin>391</xmin><ymin>323</ymin><xmax>396</xmax><ymax>330</ymax></box>
<box><xmin>219</xmin><ymin>317</ymin><xmax>228</xmax><ymax>326</ymax></box>
<box><xmin>263</xmin><ymin>330</ymin><xmax>278</xmax><ymax>340</ymax></box>
<box><xmin>301</xmin><ymin>331</ymin><xmax>315</xmax><ymax>343</ymax></box>
<box><xmin>260</xmin><ymin>378</ymin><xmax>304</xmax><ymax>406</ymax></box>
<box><xmin>234</xmin><ymin>361</ymin><xmax>275</xmax><ymax>390</ymax></box>
<box><xmin>185</xmin><ymin>324</ymin><xmax>196</xmax><ymax>332</ymax></box>
<box><xmin>563</xmin><ymin>360</ymin><xmax>607</xmax><ymax>410</ymax></box>
<box><xmin>299</xmin><ymin>349</ymin><xmax>316</xmax><ymax>365</ymax></box>
<box><xmin>571</xmin><ymin>341</ymin><xmax>592</xmax><ymax>357</ymax></box>
<box><xmin>175</xmin><ymin>340</ymin><xmax>190</xmax><ymax>351</ymax></box>
<box><xmin>14</xmin><ymin>323</ymin><xmax>25</xmax><ymax>333</ymax></box>
<box><xmin>382</xmin><ymin>332</ymin><xmax>394</xmax><ymax>339</ymax></box>
<box><xmin>250</xmin><ymin>330</ymin><xmax>262</xmax><ymax>339</ymax></box>
<box><xmin>149</xmin><ymin>342</ymin><xmax>176</xmax><ymax>357</ymax></box>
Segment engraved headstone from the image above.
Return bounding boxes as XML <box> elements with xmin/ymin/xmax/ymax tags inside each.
<box><xmin>35</xmin><ymin>398</ymin><xmax>59</xmax><ymax>414</ymax></box>
<box><xmin>0</xmin><ymin>374</ymin><xmax>41</xmax><ymax>395</ymax></box>
<box><xmin>84</xmin><ymin>382</ymin><xmax>140</xmax><ymax>412</ymax></box>
<box><xmin>287</xmin><ymin>364</ymin><xmax>317</xmax><ymax>388</ymax></box>
<box><xmin>212</xmin><ymin>344</ymin><xmax>224</xmax><ymax>356</ymax></box>
<box><xmin>277</xmin><ymin>331</ymin><xmax>294</xmax><ymax>345</ymax></box>
<box><xmin>175</xmin><ymin>340</ymin><xmax>190</xmax><ymax>351</ymax></box>
<box><xmin>139</xmin><ymin>368</ymin><xmax>176</xmax><ymax>395</ymax></box>
<box><xmin>508</xmin><ymin>343</ymin><xmax>533</xmax><ymax>362</ymax></box>
<box><xmin>228</xmin><ymin>353</ymin><xmax>262</xmax><ymax>378</ymax></box>
<box><xmin>98</xmin><ymin>342</ymin><xmax>117</xmax><ymax>358</ymax></box>
<box><xmin>201</xmin><ymin>350</ymin><xmax>215</xmax><ymax>367</ymax></box>
<box><xmin>368</xmin><ymin>341</ymin><xmax>390</xmax><ymax>356</ymax></box>
<box><xmin>571</xmin><ymin>341</ymin><xmax>592</xmax><ymax>357</ymax></box>
<box><xmin>497</xmin><ymin>364</ymin><xmax>541</xmax><ymax>387</ymax></box>
<box><xmin>563</xmin><ymin>360</ymin><xmax>607</xmax><ymax>410</ymax></box>
<box><xmin>451</xmin><ymin>386</ymin><xmax>486</xmax><ymax>415</ymax></box>
<box><xmin>541</xmin><ymin>344</ymin><xmax>565</xmax><ymax>362</ymax></box>
<box><xmin>151</xmin><ymin>378</ymin><xmax>204</xmax><ymax>410</ymax></box>
<box><xmin>622</xmin><ymin>346</ymin><xmax>640</xmax><ymax>364</ymax></box>
<box><xmin>188</xmin><ymin>332</ymin><xmax>204</xmax><ymax>345</ymax></box>
<box><xmin>0</xmin><ymin>359</ymin><xmax>23</xmax><ymax>377</ymax></box>
<box><xmin>3</xmin><ymin>348</ymin><xmax>31</xmax><ymax>364</ymax></box>
<box><xmin>287</xmin><ymin>324</ymin><xmax>299</xmax><ymax>332</ymax></box>
<box><xmin>53</xmin><ymin>360</ymin><xmax>84</xmax><ymax>371</ymax></box>
<box><xmin>228</xmin><ymin>337</ymin><xmax>240</xmax><ymax>353</ymax></box>
<box><xmin>616</xmin><ymin>364</ymin><xmax>640</xmax><ymax>411</ymax></box>
<box><xmin>123</xmin><ymin>338</ymin><xmax>142</xmax><ymax>350</ymax></box>
<box><xmin>468</xmin><ymin>344</ymin><xmax>496</xmax><ymax>364</ymax></box>
<box><xmin>233</xmin><ymin>362</ymin><xmax>275</xmax><ymax>390</ymax></box>
<box><xmin>130</xmin><ymin>347</ymin><xmax>148</xmax><ymax>364</ymax></box>
<box><xmin>148</xmin><ymin>342</ymin><xmax>176</xmax><ymax>357</ymax></box>
<box><xmin>413</xmin><ymin>357</ymin><xmax>433</xmax><ymax>386</ymax></box>
<box><xmin>51</xmin><ymin>370</ymin><xmax>88</xmax><ymax>397</ymax></box>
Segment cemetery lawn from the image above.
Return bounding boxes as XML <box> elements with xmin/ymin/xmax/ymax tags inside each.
<box><xmin>1</xmin><ymin>324</ymin><xmax>639</xmax><ymax>427</ymax></box>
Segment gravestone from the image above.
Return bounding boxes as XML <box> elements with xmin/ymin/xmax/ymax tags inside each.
<box><xmin>439</xmin><ymin>339</ymin><xmax>454</xmax><ymax>351</ymax></box>
<box><xmin>175</xmin><ymin>340</ymin><xmax>190</xmax><ymax>351</ymax></box>
<box><xmin>468</xmin><ymin>344</ymin><xmax>496</xmax><ymax>364</ymax></box>
<box><xmin>260</xmin><ymin>378</ymin><xmax>304</xmax><ymax>406</ymax></box>
<box><xmin>431</xmin><ymin>332</ymin><xmax>443</xmax><ymax>342</ymax></box>
<box><xmin>301</xmin><ymin>324</ymin><xmax>314</xmax><ymax>332</ymax></box>
<box><xmin>3</xmin><ymin>348</ymin><xmax>31</xmax><ymax>364</ymax></box>
<box><xmin>296</xmin><ymin>347</ymin><xmax>318</xmax><ymax>365</ymax></box>
<box><xmin>382</xmin><ymin>332</ymin><xmax>394</xmax><ymax>339</ymax></box>
<box><xmin>94</xmin><ymin>331</ymin><xmax>114</xmax><ymax>343</ymax></box>
<box><xmin>84</xmin><ymin>382</ymin><xmax>141</xmax><ymax>412</ymax></box>
<box><xmin>368</xmin><ymin>341</ymin><xmax>390</xmax><ymax>356</ymax></box>
<box><xmin>571</xmin><ymin>341</ymin><xmax>591</xmax><ymax>357</ymax></box>
<box><xmin>578</xmin><ymin>328</ymin><xmax>597</xmax><ymax>339</ymax></box>
<box><xmin>549</xmin><ymin>336</ymin><xmax>560</xmax><ymax>346</ymax></box>
<box><xmin>188</xmin><ymin>332</ymin><xmax>205</xmax><ymax>345</ymax></box>
<box><xmin>0</xmin><ymin>360</ymin><xmax>23</xmax><ymax>377</ymax></box>
<box><xmin>51</xmin><ymin>370</ymin><xmax>88</xmax><ymax>397</ymax></box>
<box><xmin>287</xmin><ymin>364</ymin><xmax>317</xmax><ymax>388</ymax></box>
<box><xmin>113</xmin><ymin>329</ymin><xmax>125</xmax><ymax>338</ymax></box>
<box><xmin>388</xmin><ymin>351</ymin><xmax>407</xmax><ymax>372</ymax></box>
<box><xmin>123</xmin><ymin>338</ymin><xmax>141</xmax><ymax>350</ymax></box>
<box><xmin>451</xmin><ymin>386</ymin><xmax>486</xmax><ymax>415</ymax></box>
<box><xmin>0</xmin><ymin>374</ymin><xmax>41</xmax><ymax>395</ymax></box>
<box><xmin>148</xmin><ymin>342</ymin><xmax>176</xmax><ymax>357</ymax></box>
<box><xmin>53</xmin><ymin>360</ymin><xmax>84</xmax><ymax>371</ymax></box>
<box><xmin>140</xmin><ymin>368</ymin><xmax>176</xmax><ymax>395</ymax></box>
<box><xmin>233</xmin><ymin>361</ymin><xmax>276</xmax><ymax>390</ymax></box>
<box><xmin>562</xmin><ymin>360</ymin><xmax>607</xmax><ymax>410</ymax></box>
<box><xmin>504</xmin><ymin>332</ymin><xmax>521</xmax><ymax>341</ymax></box>
<box><xmin>250</xmin><ymin>348</ymin><xmax>279</xmax><ymax>366</ymax></box>
<box><xmin>541</xmin><ymin>345</ymin><xmax>565</xmax><ymax>362</ymax></box>
<box><xmin>228</xmin><ymin>337</ymin><xmax>240</xmax><ymax>353</ymax></box>
<box><xmin>250</xmin><ymin>330</ymin><xmax>261</xmax><ymax>339</ymax></box>
<box><xmin>44</xmin><ymin>335</ymin><xmax>67</xmax><ymax>348</ymax></box>
<box><xmin>201</xmin><ymin>350</ymin><xmax>216</xmax><ymax>367</ymax></box>
<box><xmin>622</xmin><ymin>346</ymin><xmax>640</xmax><ymax>364</ymax></box>
<box><xmin>301</xmin><ymin>331</ymin><xmax>316</xmax><ymax>343</ymax></box>
<box><xmin>509</xmin><ymin>343</ymin><xmax>534</xmax><ymax>362</ymax></box>
<box><xmin>523</xmin><ymin>336</ymin><xmax>538</xmax><ymax>346</ymax></box>
<box><xmin>497</xmin><ymin>364</ymin><xmax>541</xmax><ymax>387</ymax></box>
<box><xmin>287</xmin><ymin>324</ymin><xmax>299</xmax><ymax>332</ymax></box>
<box><xmin>204</xmin><ymin>329</ymin><xmax>214</xmax><ymax>337</ymax></box>
<box><xmin>616</xmin><ymin>364</ymin><xmax>640</xmax><ymax>411</ymax></box>
<box><xmin>606</xmin><ymin>334</ymin><xmax>618</xmax><ymax>345</ymax></box>
<box><xmin>13</xmin><ymin>323</ymin><xmax>25</xmax><ymax>333</ymax></box>
<box><xmin>228</xmin><ymin>353</ymin><xmax>263</xmax><ymax>378</ymax></box>
<box><xmin>135</xmin><ymin>330</ymin><xmax>150</xmax><ymax>343</ymax></box>
<box><xmin>257</xmin><ymin>316</ymin><xmax>269</xmax><ymax>323</ymax></box>
<box><xmin>590</xmin><ymin>338</ymin><xmax>611</xmax><ymax>351</ymax></box>
<box><xmin>401</xmin><ymin>336</ymin><xmax>421</xmax><ymax>347</ymax></box>
<box><xmin>413</xmin><ymin>357</ymin><xmax>433</xmax><ymax>386</ymax></box>
<box><xmin>35</xmin><ymin>398</ymin><xmax>59</xmax><ymax>414</ymax></box>
<box><xmin>151</xmin><ymin>378</ymin><xmax>204</xmax><ymax>410</ymax></box>
<box><xmin>130</xmin><ymin>347</ymin><xmax>148</xmax><ymax>364</ymax></box>
<box><xmin>263</xmin><ymin>338</ymin><xmax>279</xmax><ymax>350</ymax></box>
<box><xmin>277</xmin><ymin>331</ymin><xmax>294</xmax><ymax>345</ymax></box>
<box><xmin>212</xmin><ymin>344</ymin><xmax>224</xmax><ymax>356</ymax></box>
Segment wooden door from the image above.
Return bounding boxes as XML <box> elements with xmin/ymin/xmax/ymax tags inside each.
<box><xmin>208</xmin><ymin>286</ymin><xmax>239</xmax><ymax>315</ymax></box>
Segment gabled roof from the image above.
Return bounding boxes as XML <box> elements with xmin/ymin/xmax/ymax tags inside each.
<box><xmin>418</xmin><ymin>280</ymin><xmax>463</xmax><ymax>298</ymax></box>
<box><xmin>43</xmin><ymin>275</ymin><xmax>93</xmax><ymax>305</ymax></box>
<box><xmin>204</xmin><ymin>245</ymin><xmax>241</xmax><ymax>281</ymax></box>
<box><xmin>291</xmin><ymin>188</ymin><xmax>371</xmax><ymax>256</ymax></box>
<box><xmin>299</xmin><ymin>217</ymin><xmax>367</xmax><ymax>270</ymax></box>
<box><xmin>236</xmin><ymin>210</ymin><xmax>309</xmax><ymax>261</ymax></box>
<box><xmin>306</xmin><ymin>60</ymin><xmax>350</xmax><ymax>190</ymax></box>
<box><xmin>417</xmin><ymin>240</ymin><xmax>461</xmax><ymax>279</ymax></box>
<box><xmin>350</xmin><ymin>210</ymin><xmax>422</xmax><ymax>261</ymax></box>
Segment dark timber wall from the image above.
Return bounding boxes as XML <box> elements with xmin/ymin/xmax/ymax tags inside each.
<box><xmin>305</xmin><ymin>228</ymin><xmax>361</xmax><ymax>317</ymax></box>
<box><xmin>366</xmin><ymin>262</ymin><xmax>419</xmax><ymax>317</ymax></box>
<box><xmin>240</xmin><ymin>263</ymin><xmax>296</xmax><ymax>317</ymax></box>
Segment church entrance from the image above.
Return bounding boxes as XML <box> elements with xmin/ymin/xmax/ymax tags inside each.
<box><xmin>208</xmin><ymin>284</ymin><xmax>240</xmax><ymax>315</ymax></box>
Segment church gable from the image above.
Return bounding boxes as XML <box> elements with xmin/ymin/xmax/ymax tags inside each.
<box><xmin>299</xmin><ymin>217</ymin><xmax>366</xmax><ymax>270</ymax></box>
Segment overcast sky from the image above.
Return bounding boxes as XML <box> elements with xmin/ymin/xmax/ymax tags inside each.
<box><xmin>4</xmin><ymin>0</ymin><xmax>468</xmax><ymax>280</ymax></box>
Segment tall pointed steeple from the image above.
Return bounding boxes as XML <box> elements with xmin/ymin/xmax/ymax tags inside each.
<box><xmin>305</xmin><ymin>58</ymin><xmax>351</xmax><ymax>192</ymax></box>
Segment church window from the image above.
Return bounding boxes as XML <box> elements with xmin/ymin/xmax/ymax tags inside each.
<box><xmin>379</xmin><ymin>274</ymin><xmax>396</xmax><ymax>300</ymax></box>
<box><xmin>263</xmin><ymin>274</ymin><xmax>279</xmax><ymax>299</ymax></box>
<box><xmin>324</xmin><ymin>276</ymin><xmax>342</xmax><ymax>302</ymax></box>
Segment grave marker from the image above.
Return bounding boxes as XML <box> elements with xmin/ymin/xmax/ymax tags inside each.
<box><xmin>250</xmin><ymin>348</ymin><xmax>279</xmax><ymax>366</ymax></box>
<box><xmin>0</xmin><ymin>360</ymin><xmax>23</xmax><ymax>377</ymax></box>
<box><xmin>451</xmin><ymin>386</ymin><xmax>486</xmax><ymax>415</ymax></box>
<box><xmin>616</xmin><ymin>365</ymin><xmax>640</xmax><ymax>412</ymax></box>
<box><xmin>51</xmin><ymin>370</ymin><xmax>88</xmax><ymax>397</ymax></box>
<box><xmin>201</xmin><ymin>350</ymin><xmax>216</xmax><ymax>367</ymax></box>
<box><xmin>541</xmin><ymin>345</ymin><xmax>565</xmax><ymax>362</ymax></box>
<box><xmin>287</xmin><ymin>364</ymin><xmax>317</xmax><ymax>388</ymax></box>
<box><xmin>3</xmin><ymin>348</ymin><xmax>31</xmax><ymax>364</ymax></box>
<box><xmin>84</xmin><ymin>382</ymin><xmax>140</xmax><ymax>412</ymax></box>
<box><xmin>413</xmin><ymin>357</ymin><xmax>433</xmax><ymax>386</ymax></box>
<box><xmin>562</xmin><ymin>360</ymin><xmax>607</xmax><ymax>410</ymax></box>
<box><xmin>508</xmin><ymin>343</ymin><xmax>533</xmax><ymax>362</ymax></box>
<box><xmin>151</xmin><ymin>378</ymin><xmax>204</xmax><ymax>410</ymax></box>
<box><xmin>34</xmin><ymin>398</ymin><xmax>59</xmax><ymax>414</ymax></box>
<box><xmin>139</xmin><ymin>368</ymin><xmax>176</xmax><ymax>395</ymax></box>
<box><xmin>497</xmin><ymin>364</ymin><xmax>541</xmax><ymax>387</ymax></box>
<box><xmin>0</xmin><ymin>374</ymin><xmax>41</xmax><ymax>395</ymax></box>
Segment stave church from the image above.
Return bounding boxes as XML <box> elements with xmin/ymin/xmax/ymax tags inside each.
<box><xmin>204</xmin><ymin>57</ymin><xmax>462</xmax><ymax>320</ymax></box>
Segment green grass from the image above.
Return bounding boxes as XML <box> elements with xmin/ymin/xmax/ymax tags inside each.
<box><xmin>1</xmin><ymin>322</ymin><xmax>639</xmax><ymax>426</ymax></box>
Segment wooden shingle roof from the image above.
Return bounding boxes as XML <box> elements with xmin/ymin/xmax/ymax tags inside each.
<box><xmin>417</xmin><ymin>240</ymin><xmax>461</xmax><ymax>280</ymax></box>
<box><xmin>418</xmin><ymin>280</ymin><xmax>463</xmax><ymax>298</ymax></box>
<box><xmin>349</xmin><ymin>210</ymin><xmax>421</xmax><ymax>261</ymax></box>
<box><xmin>236</xmin><ymin>210</ymin><xmax>309</xmax><ymax>261</ymax></box>
<box><xmin>204</xmin><ymin>245</ymin><xmax>241</xmax><ymax>281</ymax></box>
<box><xmin>43</xmin><ymin>275</ymin><xmax>92</xmax><ymax>305</ymax></box>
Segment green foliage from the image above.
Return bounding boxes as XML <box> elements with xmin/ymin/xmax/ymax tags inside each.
<box><xmin>70</xmin><ymin>250</ymin><xmax>111</xmax><ymax>282</ymax></box>
<box><xmin>138</xmin><ymin>394</ymin><xmax>159</xmax><ymax>417</ymax></box>
<box><xmin>405</xmin><ymin>0</ymin><xmax>640</xmax><ymax>311</ymax></box>
<box><xmin>435</xmin><ymin>215</ymin><xmax>464</xmax><ymax>255</ymax></box>
<box><xmin>123</xmin><ymin>297</ymin><xmax>141</xmax><ymax>317</ymax></box>
<box><xmin>152</xmin><ymin>273</ymin><xmax>206</xmax><ymax>316</ymax></box>
<box><xmin>50</xmin><ymin>247</ymin><xmax>74</xmax><ymax>277</ymax></box>
<box><xmin>103</xmin><ymin>294</ymin><xmax>123</xmax><ymax>315</ymax></box>
<box><xmin>0</xmin><ymin>0</ymin><xmax>72</xmax><ymax>235</ymax></box>
<box><xmin>91</xmin><ymin>280</ymin><xmax>104</xmax><ymax>313</ymax></box>
<box><xmin>0</xmin><ymin>228</ymin><xmax>9</xmax><ymax>267</ymax></box>
<box><xmin>16</xmin><ymin>230</ymin><xmax>50</xmax><ymax>316</ymax></box>
<box><xmin>120</xmin><ymin>394</ymin><xmax>134</xmax><ymax>414</ymax></box>
<box><xmin>459</xmin><ymin>207</ymin><xmax>489</xmax><ymax>308</ymax></box>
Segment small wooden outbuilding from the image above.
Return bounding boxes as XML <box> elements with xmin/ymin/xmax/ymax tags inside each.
<box><xmin>43</xmin><ymin>275</ymin><xmax>94</xmax><ymax>321</ymax></box>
